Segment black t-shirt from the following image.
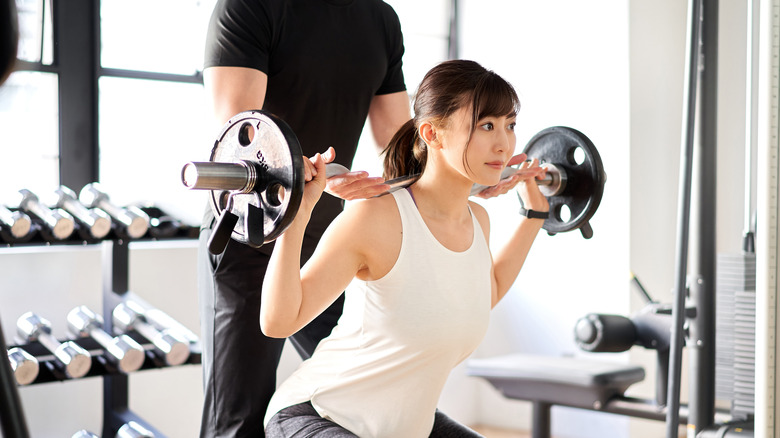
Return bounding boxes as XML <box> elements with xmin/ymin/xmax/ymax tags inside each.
<box><xmin>204</xmin><ymin>0</ymin><xmax>407</xmax><ymax>254</ymax></box>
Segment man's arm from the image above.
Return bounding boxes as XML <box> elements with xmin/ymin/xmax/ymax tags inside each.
<box><xmin>322</xmin><ymin>90</ymin><xmax>410</xmax><ymax>200</ymax></box>
<box><xmin>367</xmin><ymin>90</ymin><xmax>411</xmax><ymax>152</ymax></box>
<box><xmin>203</xmin><ymin>66</ymin><xmax>268</xmax><ymax>126</ymax></box>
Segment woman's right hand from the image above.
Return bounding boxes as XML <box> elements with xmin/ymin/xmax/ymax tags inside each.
<box><xmin>297</xmin><ymin>148</ymin><xmax>330</xmax><ymax>220</ymax></box>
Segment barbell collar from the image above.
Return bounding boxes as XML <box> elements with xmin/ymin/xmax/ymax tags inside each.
<box><xmin>538</xmin><ymin>163</ymin><xmax>566</xmax><ymax>197</ymax></box>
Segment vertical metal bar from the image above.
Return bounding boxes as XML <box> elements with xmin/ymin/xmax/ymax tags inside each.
<box><xmin>666</xmin><ymin>0</ymin><xmax>702</xmax><ymax>436</ymax></box>
<box><xmin>688</xmin><ymin>0</ymin><xmax>718</xmax><ymax>433</ymax></box>
<box><xmin>0</xmin><ymin>1</ymin><xmax>29</xmax><ymax>434</ymax></box>
<box><xmin>531</xmin><ymin>402</ymin><xmax>551</xmax><ymax>438</ymax></box>
<box><xmin>447</xmin><ymin>0</ymin><xmax>459</xmax><ymax>60</ymax></box>
<box><xmin>101</xmin><ymin>240</ymin><xmax>130</xmax><ymax>437</ymax></box>
<box><xmin>52</xmin><ymin>0</ymin><xmax>100</xmax><ymax>190</ymax></box>
<box><xmin>0</xmin><ymin>322</ymin><xmax>30</xmax><ymax>438</ymax></box>
<box><xmin>744</xmin><ymin>0</ymin><xmax>759</xmax><ymax>252</ymax></box>
<box><xmin>755</xmin><ymin>0</ymin><xmax>780</xmax><ymax>435</ymax></box>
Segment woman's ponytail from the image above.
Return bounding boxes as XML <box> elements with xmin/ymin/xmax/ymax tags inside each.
<box><xmin>382</xmin><ymin>119</ymin><xmax>427</xmax><ymax>180</ymax></box>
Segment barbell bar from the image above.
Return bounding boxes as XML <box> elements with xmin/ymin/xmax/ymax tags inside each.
<box><xmin>183</xmin><ymin>110</ymin><xmax>606</xmax><ymax>254</ymax></box>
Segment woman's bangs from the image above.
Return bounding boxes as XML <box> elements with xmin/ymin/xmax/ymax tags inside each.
<box><xmin>475</xmin><ymin>74</ymin><xmax>520</xmax><ymax>120</ymax></box>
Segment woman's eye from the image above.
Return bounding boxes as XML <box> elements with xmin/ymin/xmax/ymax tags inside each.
<box><xmin>508</xmin><ymin>122</ymin><xmax>516</xmax><ymax>131</ymax></box>
<box><xmin>481</xmin><ymin>122</ymin><xmax>494</xmax><ymax>131</ymax></box>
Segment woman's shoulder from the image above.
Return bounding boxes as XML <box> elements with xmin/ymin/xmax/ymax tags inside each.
<box><xmin>341</xmin><ymin>193</ymin><xmax>400</xmax><ymax>227</ymax></box>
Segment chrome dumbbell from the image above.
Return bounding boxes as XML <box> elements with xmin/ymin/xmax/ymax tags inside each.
<box><xmin>0</xmin><ymin>205</ymin><xmax>33</xmax><ymax>242</ymax></box>
<box><xmin>67</xmin><ymin>306</ymin><xmax>145</xmax><ymax>373</ymax></box>
<box><xmin>16</xmin><ymin>312</ymin><xmax>92</xmax><ymax>378</ymax></box>
<box><xmin>7</xmin><ymin>347</ymin><xmax>39</xmax><ymax>385</ymax></box>
<box><xmin>53</xmin><ymin>186</ymin><xmax>112</xmax><ymax>240</ymax></box>
<box><xmin>117</xmin><ymin>421</ymin><xmax>155</xmax><ymax>438</ymax></box>
<box><xmin>17</xmin><ymin>189</ymin><xmax>75</xmax><ymax>241</ymax></box>
<box><xmin>71</xmin><ymin>430</ymin><xmax>100</xmax><ymax>438</ymax></box>
<box><xmin>79</xmin><ymin>183</ymin><xmax>149</xmax><ymax>239</ymax></box>
<box><xmin>125</xmin><ymin>301</ymin><xmax>199</xmax><ymax>344</ymax></box>
<box><xmin>112</xmin><ymin>303</ymin><xmax>190</xmax><ymax>366</ymax></box>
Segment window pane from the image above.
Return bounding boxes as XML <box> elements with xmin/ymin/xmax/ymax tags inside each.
<box><xmin>16</xmin><ymin>0</ymin><xmax>53</xmax><ymax>64</ymax></box>
<box><xmin>98</xmin><ymin>77</ymin><xmax>212</xmax><ymax>226</ymax></box>
<box><xmin>100</xmin><ymin>0</ymin><xmax>217</xmax><ymax>75</ymax></box>
<box><xmin>0</xmin><ymin>71</ymin><xmax>59</xmax><ymax>199</ymax></box>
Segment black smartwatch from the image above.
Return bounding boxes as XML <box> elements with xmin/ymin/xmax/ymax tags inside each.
<box><xmin>519</xmin><ymin>207</ymin><xmax>549</xmax><ymax>219</ymax></box>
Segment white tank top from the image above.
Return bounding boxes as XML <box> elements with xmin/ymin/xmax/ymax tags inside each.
<box><xmin>265</xmin><ymin>189</ymin><xmax>492</xmax><ymax>437</ymax></box>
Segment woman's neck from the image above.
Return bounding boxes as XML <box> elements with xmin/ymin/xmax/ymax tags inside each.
<box><xmin>411</xmin><ymin>168</ymin><xmax>472</xmax><ymax>221</ymax></box>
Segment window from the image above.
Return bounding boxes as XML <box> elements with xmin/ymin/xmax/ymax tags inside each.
<box><xmin>98</xmin><ymin>0</ymin><xmax>215</xmax><ymax>224</ymax></box>
<box><xmin>0</xmin><ymin>0</ymin><xmax>454</xmax><ymax>226</ymax></box>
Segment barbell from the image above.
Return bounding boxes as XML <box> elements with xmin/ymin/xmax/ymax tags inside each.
<box><xmin>182</xmin><ymin>110</ymin><xmax>606</xmax><ymax>255</ymax></box>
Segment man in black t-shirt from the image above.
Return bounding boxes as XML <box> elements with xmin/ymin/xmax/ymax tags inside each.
<box><xmin>199</xmin><ymin>0</ymin><xmax>411</xmax><ymax>436</ymax></box>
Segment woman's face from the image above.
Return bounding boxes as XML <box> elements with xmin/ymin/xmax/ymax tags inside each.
<box><xmin>438</xmin><ymin>105</ymin><xmax>517</xmax><ymax>187</ymax></box>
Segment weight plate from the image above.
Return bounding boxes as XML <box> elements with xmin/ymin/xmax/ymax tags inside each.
<box><xmin>209</xmin><ymin>110</ymin><xmax>304</xmax><ymax>246</ymax></box>
<box><xmin>522</xmin><ymin>126</ymin><xmax>606</xmax><ymax>237</ymax></box>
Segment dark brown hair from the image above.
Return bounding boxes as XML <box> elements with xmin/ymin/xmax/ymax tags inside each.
<box><xmin>383</xmin><ymin>60</ymin><xmax>520</xmax><ymax>179</ymax></box>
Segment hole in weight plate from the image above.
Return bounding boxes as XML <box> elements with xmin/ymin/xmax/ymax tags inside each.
<box><xmin>218</xmin><ymin>191</ymin><xmax>230</xmax><ymax>210</ymax></box>
<box><xmin>238</xmin><ymin>122</ymin><xmax>255</xmax><ymax>146</ymax></box>
<box><xmin>265</xmin><ymin>183</ymin><xmax>286</xmax><ymax>207</ymax></box>
<box><xmin>555</xmin><ymin>204</ymin><xmax>572</xmax><ymax>223</ymax></box>
<box><xmin>569</xmin><ymin>146</ymin><xmax>586</xmax><ymax>165</ymax></box>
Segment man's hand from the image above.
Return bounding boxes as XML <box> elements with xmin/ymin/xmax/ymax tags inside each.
<box><xmin>320</xmin><ymin>148</ymin><xmax>391</xmax><ymax>200</ymax></box>
<box><xmin>473</xmin><ymin>153</ymin><xmax>541</xmax><ymax>199</ymax></box>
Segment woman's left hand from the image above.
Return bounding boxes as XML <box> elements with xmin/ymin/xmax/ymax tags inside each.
<box><xmin>515</xmin><ymin>158</ymin><xmax>549</xmax><ymax>213</ymax></box>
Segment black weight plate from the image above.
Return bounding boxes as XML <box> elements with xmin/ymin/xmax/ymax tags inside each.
<box><xmin>209</xmin><ymin>110</ymin><xmax>304</xmax><ymax>246</ymax></box>
<box><xmin>522</xmin><ymin>126</ymin><xmax>605</xmax><ymax>235</ymax></box>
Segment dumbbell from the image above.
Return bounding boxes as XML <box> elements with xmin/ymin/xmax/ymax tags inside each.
<box><xmin>137</xmin><ymin>205</ymin><xmax>183</xmax><ymax>239</ymax></box>
<box><xmin>67</xmin><ymin>306</ymin><xmax>145</xmax><ymax>373</ymax></box>
<box><xmin>79</xmin><ymin>183</ymin><xmax>150</xmax><ymax>239</ymax></box>
<box><xmin>16</xmin><ymin>312</ymin><xmax>92</xmax><ymax>378</ymax></box>
<box><xmin>53</xmin><ymin>186</ymin><xmax>112</xmax><ymax>240</ymax></box>
<box><xmin>116</xmin><ymin>421</ymin><xmax>155</xmax><ymax>438</ymax></box>
<box><xmin>0</xmin><ymin>205</ymin><xmax>33</xmax><ymax>242</ymax></box>
<box><xmin>124</xmin><ymin>300</ymin><xmax>199</xmax><ymax>344</ymax></box>
<box><xmin>6</xmin><ymin>347</ymin><xmax>39</xmax><ymax>385</ymax></box>
<box><xmin>112</xmin><ymin>303</ymin><xmax>190</xmax><ymax>366</ymax></box>
<box><xmin>17</xmin><ymin>189</ymin><xmax>76</xmax><ymax>241</ymax></box>
<box><xmin>71</xmin><ymin>430</ymin><xmax>100</xmax><ymax>438</ymax></box>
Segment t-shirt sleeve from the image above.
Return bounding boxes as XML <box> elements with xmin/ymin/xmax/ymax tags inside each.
<box><xmin>375</xmin><ymin>4</ymin><xmax>407</xmax><ymax>96</ymax></box>
<box><xmin>203</xmin><ymin>0</ymin><xmax>276</xmax><ymax>73</ymax></box>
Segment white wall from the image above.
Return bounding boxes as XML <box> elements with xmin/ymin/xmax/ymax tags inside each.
<box><xmin>451</xmin><ymin>1</ymin><xmax>632</xmax><ymax>437</ymax></box>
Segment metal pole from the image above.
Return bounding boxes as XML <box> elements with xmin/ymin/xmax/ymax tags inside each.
<box><xmin>666</xmin><ymin>0</ymin><xmax>702</xmax><ymax>436</ymax></box>
<box><xmin>688</xmin><ymin>0</ymin><xmax>718</xmax><ymax>433</ymax></box>
<box><xmin>447</xmin><ymin>0</ymin><xmax>459</xmax><ymax>60</ymax></box>
<box><xmin>0</xmin><ymin>321</ymin><xmax>30</xmax><ymax>438</ymax></box>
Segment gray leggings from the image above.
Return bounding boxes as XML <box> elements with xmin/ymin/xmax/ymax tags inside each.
<box><xmin>266</xmin><ymin>401</ymin><xmax>484</xmax><ymax>438</ymax></box>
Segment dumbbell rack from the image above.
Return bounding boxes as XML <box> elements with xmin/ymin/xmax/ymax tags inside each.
<box><xmin>2</xmin><ymin>236</ymin><xmax>201</xmax><ymax>437</ymax></box>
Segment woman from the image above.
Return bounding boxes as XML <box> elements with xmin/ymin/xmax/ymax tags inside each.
<box><xmin>262</xmin><ymin>59</ymin><xmax>548</xmax><ymax>437</ymax></box>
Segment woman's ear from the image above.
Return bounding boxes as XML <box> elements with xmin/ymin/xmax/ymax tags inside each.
<box><xmin>419</xmin><ymin>122</ymin><xmax>441</xmax><ymax>149</ymax></box>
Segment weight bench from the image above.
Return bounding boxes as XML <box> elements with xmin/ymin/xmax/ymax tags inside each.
<box><xmin>467</xmin><ymin>354</ymin><xmax>646</xmax><ymax>438</ymax></box>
